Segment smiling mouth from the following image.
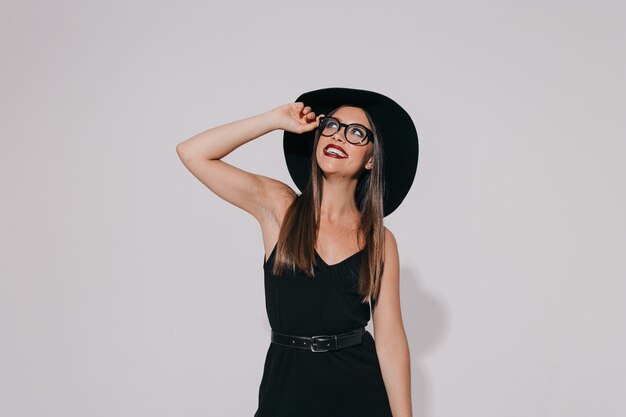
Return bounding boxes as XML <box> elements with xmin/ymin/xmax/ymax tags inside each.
<box><xmin>323</xmin><ymin>144</ymin><xmax>348</xmax><ymax>158</ymax></box>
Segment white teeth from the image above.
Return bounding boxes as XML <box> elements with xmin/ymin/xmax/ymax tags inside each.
<box><xmin>326</xmin><ymin>147</ymin><xmax>347</xmax><ymax>157</ymax></box>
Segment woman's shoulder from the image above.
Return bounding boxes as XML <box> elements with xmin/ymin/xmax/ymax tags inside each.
<box><xmin>382</xmin><ymin>226</ymin><xmax>399</xmax><ymax>262</ymax></box>
<box><xmin>383</xmin><ymin>226</ymin><xmax>396</xmax><ymax>241</ymax></box>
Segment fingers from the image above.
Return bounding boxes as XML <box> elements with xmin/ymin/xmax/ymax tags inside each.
<box><xmin>294</xmin><ymin>103</ymin><xmax>323</xmax><ymax>131</ymax></box>
<box><xmin>302</xmin><ymin>113</ymin><xmax>326</xmax><ymax>133</ymax></box>
<box><xmin>297</xmin><ymin>103</ymin><xmax>317</xmax><ymax>121</ymax></box>
<box><xmin>294</xmin><ymin>102</ymin><xmax>309</xmax><ymax>114</ymax></box>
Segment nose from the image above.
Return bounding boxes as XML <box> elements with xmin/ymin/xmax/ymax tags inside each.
<box><xmin>331</xmin><ymin>126</ymin><xmax>346</xmax><ymax>142</ymax></box>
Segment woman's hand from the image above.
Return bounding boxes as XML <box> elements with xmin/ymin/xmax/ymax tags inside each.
<box><xmin>270</xmin><ymin>102</ymin><xmax>325</xmax><ymax>134</ymax></box>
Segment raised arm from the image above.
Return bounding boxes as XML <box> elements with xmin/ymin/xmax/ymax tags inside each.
<box><xmin>175</xmin><ymin>102</ymin><xmax>322</xmax><ymax>224</ymax></box>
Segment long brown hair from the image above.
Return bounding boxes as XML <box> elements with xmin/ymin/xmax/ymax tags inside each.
<box><xmin>271</xmin><ymin>105</ymin><xmax>387</xmax><ymax>307</ymax></box>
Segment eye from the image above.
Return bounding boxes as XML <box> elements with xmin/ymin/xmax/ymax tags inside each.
<box><xmin>349</xmin><ymin>127</ymin><xmax>366</xmax><ymax>137</ymax></box>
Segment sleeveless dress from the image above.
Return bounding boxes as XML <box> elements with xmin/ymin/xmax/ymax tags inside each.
<box><xmin>254</xmin><ymin>243</ymin><xmax>393</xmax><ymax>417</ymax></box>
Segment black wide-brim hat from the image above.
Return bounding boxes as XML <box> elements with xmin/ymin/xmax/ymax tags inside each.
<box><xmin>283</xmin><ymin>87</ymin><xmax>419</xmax><ymax>217</ymax></box>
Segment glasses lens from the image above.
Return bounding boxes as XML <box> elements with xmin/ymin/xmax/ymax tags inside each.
<box><xmin>320</xmin><ymin>117</ymin><xmax>339</xmax><ymax>136</ymax></box>
<box><xmin>346</xmin><ymin>126</ymin><xmax>368</xmax><ymax>144</ymax></box>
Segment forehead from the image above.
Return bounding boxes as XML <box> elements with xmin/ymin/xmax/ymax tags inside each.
<box><xmin>332</xmin><ymin>106</ymin><xmax>371</xmax><ymax>128</ymax></box>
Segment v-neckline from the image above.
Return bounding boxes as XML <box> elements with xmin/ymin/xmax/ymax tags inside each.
<box><xmin>314</xmin><ymin>247</ymin><xmax>365</xmax><ymax>267</ymax></box>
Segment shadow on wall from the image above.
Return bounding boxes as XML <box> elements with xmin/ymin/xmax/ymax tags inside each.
<box><xmin>390</xmin><ymin>264</ymin><xmax>447</xmax><ymax>417</ymax></box>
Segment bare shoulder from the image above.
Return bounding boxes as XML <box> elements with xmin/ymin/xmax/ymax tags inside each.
<box><xmin>371</xmin><ymin>226</ymin><xmax>404</xmax><ymax>338</ymax></box>
<box><xmin>383</xmin><ymin>226</ymin><xmax>399</xmax><ymax>262</ymax></box>
<box><xmin>383</xmin><ymin>226</ymin><xmax>396</xmax><ymax>241</ymax></box>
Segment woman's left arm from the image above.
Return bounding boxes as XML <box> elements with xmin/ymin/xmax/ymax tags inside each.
<box><xmin>372</xmin><ymin>228</ymin><xmax>412</xmax><ymax>417</ymax></box>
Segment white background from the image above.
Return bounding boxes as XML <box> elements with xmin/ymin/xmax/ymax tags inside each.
<box><xmin>1</xmin><ymin>1</ymin><xmax>625</xmax><ymax>416</ymax></box>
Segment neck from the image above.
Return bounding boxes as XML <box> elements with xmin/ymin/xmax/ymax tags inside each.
<box><xmin>319</xmin><ymin>177</ymin><xmax>360</xmax><ymax>222</ymax></box>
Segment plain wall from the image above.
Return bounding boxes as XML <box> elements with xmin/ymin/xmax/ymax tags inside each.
<box><xmin>1</xmin><ymin>1</ymin><xmax>624</xmax><ymax>416</ymax></box>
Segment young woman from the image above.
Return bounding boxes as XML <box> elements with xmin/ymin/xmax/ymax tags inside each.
<box><xmin>176</xmin><ymin>87</ymin><xmax>419</xmax><ymax>417</ymax></box>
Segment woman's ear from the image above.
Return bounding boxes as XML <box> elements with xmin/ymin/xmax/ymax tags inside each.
<box><xmin>365</xmin><ymin>157</ymin><xmax>374</xmax><ymax>170</ymax></box>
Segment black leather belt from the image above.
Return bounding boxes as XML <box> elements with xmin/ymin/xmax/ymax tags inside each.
<box><xmin>271</xmin><ymin>326</ymin><xmax>366</xmax><ymax>352</ymax></box>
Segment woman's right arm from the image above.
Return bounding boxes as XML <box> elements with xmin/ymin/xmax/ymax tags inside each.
<box><xmin>175</xmin><ymin>103</ymin><xmax>321</xmax><ymax>224</ymax></box>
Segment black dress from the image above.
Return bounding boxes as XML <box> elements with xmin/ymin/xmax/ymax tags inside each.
<box><xmin>254</xmin><ymin>243</ymin><xmax>393</xmax><ymax>417</ymax></box>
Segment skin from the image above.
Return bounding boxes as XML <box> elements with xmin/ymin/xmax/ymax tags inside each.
<box><xmin>314</xmin><ymin>105</ymin><xmax>374</xmax><ymax>261</ymax></box>
<box><xmin>176</xmin><ymin>102</ymin><xmax>413</xmax><ymax>417</ymax></box>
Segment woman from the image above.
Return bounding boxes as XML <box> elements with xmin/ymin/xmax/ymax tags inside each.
<box><xmin>176</xmin><ymin>87</ymin><xmax>419</xmax><ymax>417</ymax></box>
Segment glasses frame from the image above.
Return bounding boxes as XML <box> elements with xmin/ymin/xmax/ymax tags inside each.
<box><xmin>318</xmin><ymin>116</ymin><xmax>374</xmax><ymax>145</ymax></box>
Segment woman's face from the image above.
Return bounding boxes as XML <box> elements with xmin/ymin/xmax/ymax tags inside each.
<box><xmin>315</xmin><ymin>106</ymin><xmax>374</xmax><ymax>179</ymax></box>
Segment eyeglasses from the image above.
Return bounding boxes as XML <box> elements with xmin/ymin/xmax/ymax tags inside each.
<box><xmin>318</xmin><ymin>116</ymin><xmax>373</xmax><ymax>145</ymax></box>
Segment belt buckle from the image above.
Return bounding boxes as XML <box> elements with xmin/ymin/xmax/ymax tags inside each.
<box><xmin>310</xmin><ymin>334</ymin><xmax>337</xmax><ymax>352</ymax></box>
